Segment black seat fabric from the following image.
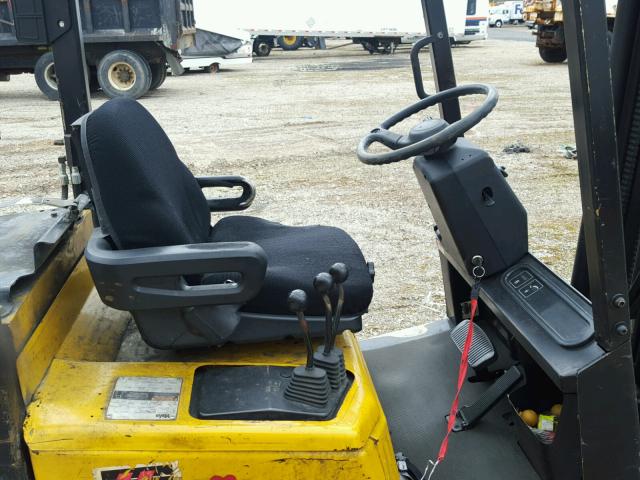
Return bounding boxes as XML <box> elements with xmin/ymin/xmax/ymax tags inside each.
<box><xmin>208</xmin><ymin>216</ymin><xmax>373</xmax><ymax>316</ymax></box>
<box><xmin>84</xmin><ymin>98</ymin><xmax>210</xmax><ymax>250</ymax></box>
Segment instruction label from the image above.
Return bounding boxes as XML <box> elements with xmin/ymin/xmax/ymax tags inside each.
<box><xmin>106</xmin><ymin>377</ymin><xmax>182</xmax><ymax>421</ymax></box>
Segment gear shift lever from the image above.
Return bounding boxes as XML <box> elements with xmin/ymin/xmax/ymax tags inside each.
<box><xmin>284</xmin><ymin>289</ymin><xmax>330</xmax><ymax>407</ymax></box>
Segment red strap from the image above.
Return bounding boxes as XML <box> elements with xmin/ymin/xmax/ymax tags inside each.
<box><xmin>436</xmin><ymin>288</ymin><xmax>479</xmax><ymax>462</ymax></box>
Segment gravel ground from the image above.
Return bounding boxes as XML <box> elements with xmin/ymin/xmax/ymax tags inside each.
<box><xmin>0</xmin><ymin>38</ymin><xmax>579</xmax><ymax>337</ymax></box>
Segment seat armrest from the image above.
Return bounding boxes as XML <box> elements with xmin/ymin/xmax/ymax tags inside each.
<box><xmin>196</xmin><ymin>176</ymin><xmax>256</xmax><ymax>212</ymax></box>
<box><xmin>85</xmin><ymin>232</ymin><xmax>267</xmax><ymax>311</ymax></box>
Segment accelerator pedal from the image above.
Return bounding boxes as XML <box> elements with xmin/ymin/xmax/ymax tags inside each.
<box><xmin>450</xmin><ymin>319</ymin><xmax>495</xmax><ymax>368</ymax></box>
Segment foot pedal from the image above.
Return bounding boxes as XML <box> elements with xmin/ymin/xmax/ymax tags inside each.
<box><xmin>450</xmin><ymin>319</ymin><xmax>495</xmax><ymax>368</ymax></box>
<box><xmin>451</xmin><ymin>365</ymin><xmax>523</xmax><ymax>431</ymax></box>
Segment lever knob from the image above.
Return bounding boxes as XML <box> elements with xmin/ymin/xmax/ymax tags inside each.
<box><xmin>287</xmin><ymin>289</ymin><xmax>308</xmax><ymax>313</ymax></box>
<box><xmin>313</xmin><ymin>272</ymin><xmax>334</xmax><ymax>294</ymax></box>
<box><xmin>329</xmin><ymin>263</ymin><xmax>349</xmax><ymax>284</ymax></box>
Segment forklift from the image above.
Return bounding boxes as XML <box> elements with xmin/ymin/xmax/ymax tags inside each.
<box><xmin>2</xmin><ymin>0</ymin><xmax>640</xmax><ymax>478</ymax></box>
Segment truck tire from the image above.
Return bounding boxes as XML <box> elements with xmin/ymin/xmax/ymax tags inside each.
<box><xmin>277</xmin><ymin>35</ymin><xmax>304</xmax><ymax>50</ymax></box>
<box><xmin>495</xmin><ymin>19</ymin><xmax>503</xmax><ymax>28</ymax></box>
<box><xmin>34</xmin><ymin>52</ymin><xmax>59</xmax><ymax>101</ymax></box>
<box><xmin>539</xmin><ymin>46</ymin><xmax>567</xmax><ymax>63</ymax></box>
<box><xmin>97</xmin><ymin>50</ymin><xmax>151</xmax><ymax>99</ymax></box>
<box><xmin>253</xmin><ymin>38</ymin><xmax>272</xmax><ymax>57</ymax></box>
<box><xmin>149</xmin><ymin>63</ymin><xmax>167</xmax><ymax>90</ymax></box>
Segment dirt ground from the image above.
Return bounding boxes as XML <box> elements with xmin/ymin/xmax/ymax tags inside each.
<box><xmin>0</xmin><ymin>37</ymin><xmax>580</xmax><ymax>337</ymax></box>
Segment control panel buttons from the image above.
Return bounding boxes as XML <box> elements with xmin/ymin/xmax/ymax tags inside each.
<box><xmin>509</xmin><ymin>270</ymin><xmax>533</xmax><ymax>288</ymax></box>
<box><xmin>519</xmin><ymin>279</ymin><xmax>543</xmax><ymax>298</ymax></box>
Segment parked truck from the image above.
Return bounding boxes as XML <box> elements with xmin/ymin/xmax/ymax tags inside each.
<box><xmin>489</xmin><ymin>1</ymin><xmax>524</xmax><ymax>27</ymax></box>
<box><xmin>0</xmin><ymin>0</ymin><xmax>195</xmax><ymax>99</ymax></box>
<box><xmin>462</xmin><ymin>0</ymin><xmax>489</xmax><ymax>43</ymax></box>
<box><xmin>193</xmin><ymin>0</ymin><xmax>484</xmax><ymax>57</ymax></box>
<box><xmin>523</xmin><ymin>0</ymin><xmax>616</xmax><ymax>63</ymax></box>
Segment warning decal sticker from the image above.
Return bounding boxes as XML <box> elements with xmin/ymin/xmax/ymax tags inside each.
<box><xmin>93</xmin><ymin>462</ymin><xmax>182</xmax><ymax>480</ymax></box>
<box><xmin>106</xmin><ymin>377</ymin><xmax>182</xmax><ymax>421</ymax></box>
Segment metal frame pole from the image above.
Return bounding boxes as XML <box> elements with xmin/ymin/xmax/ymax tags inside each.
<box><xmin>562</xmin><ymin>0</ymin><xmax>631</xmax><ymax>352</ymax></box>
<box><xmin>562</xmin><ymin>3</ymin><xmax>640</xmax><ymax>475</ymax></box>
<box><xmin>420</xmin><ymin>0</ymin><xmax>462</xmax><ymax>123</ymax></box>
<box><xmin>49</xmin><ymin>0</ymin><xmax>91</xmax><ymax>197</ymax></box>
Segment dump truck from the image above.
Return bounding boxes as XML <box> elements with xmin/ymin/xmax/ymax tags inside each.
<box><xmin>0</xmin><ymin>0</ymin><xmax>195</xmax><ymax>99</ymax></box>
<box><xmin>523</xmin><ymin>0</ymin><xmax>616</xmax><ymax>62</ymax></box>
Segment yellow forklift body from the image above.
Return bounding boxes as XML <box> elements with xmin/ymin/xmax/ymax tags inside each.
<box><xmin>12</xmin><ymin>218</ymin><xmax>397</xmax><ymax>479</ymax></box>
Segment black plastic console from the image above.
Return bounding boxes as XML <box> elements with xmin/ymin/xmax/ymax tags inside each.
<box><xmin>414</xmin><ymin>138</ymin><xmax>528</xmax><ymax>277</ymax></box>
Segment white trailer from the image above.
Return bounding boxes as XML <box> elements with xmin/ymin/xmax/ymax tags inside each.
<box><xmin>193</xmin><ymin>0</ymin><xmax>483</xmax><ymax>56</ymax></box>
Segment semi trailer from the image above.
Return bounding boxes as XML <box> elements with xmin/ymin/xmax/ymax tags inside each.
<box><xmin>193</xmin><ymin>0</ymin><xmax>486</xmax><ymax>57</ymax></box>
<box><xmin>0</xmin><ymin>0</ymin><xmax>195</xmax><ymax>99</ymax></box>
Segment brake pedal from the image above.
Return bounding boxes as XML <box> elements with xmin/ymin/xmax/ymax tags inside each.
<box><xmin>450</xmin><ymin>319</ymin><xmax>495</xmax><ymax>368</ymax></box>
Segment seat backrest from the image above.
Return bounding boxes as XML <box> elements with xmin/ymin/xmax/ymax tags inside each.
<box><xmin>81</xmin><ymin>98</ymin><xmax>210</xmax><ymax>250</ymax></box>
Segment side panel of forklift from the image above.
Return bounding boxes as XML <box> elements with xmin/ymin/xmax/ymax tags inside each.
<box><xmin>0</xmin><ymin>0</ymin><xmax>195</xmax><ymax>99</ymax></box>
<box><xmin>20</xmin><ymin>258</ymin><xmax>395</xmax><ymax>478</ymax></box>
<box><xmin>0</xmin><ymin>211</ymin><xmax>92</xmax><ymax>478</ymax></box>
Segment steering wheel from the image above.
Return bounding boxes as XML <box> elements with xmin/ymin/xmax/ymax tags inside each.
<box><xmin>357</xmin><ymin>84</ymin><xmax>498</xmax><ymax>165</ymax></box>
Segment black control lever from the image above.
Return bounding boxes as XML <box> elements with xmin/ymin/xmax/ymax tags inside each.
<box><xmin>329</xmin><ymin>262</ymin><xmax>349</xmax><ymax>351</ymax></box>
<box><xmin>284</xmin><ymin>289</ymin><xmax>330</xmax><ymax>407</ymax></box>
<box><xmin>313</xmin><ymin>270</ymin><xmax>348</xmax><ymax>390</ymax></box>
<box><xmin>313</xmin><ymin>272</ymin><xmax>334</xmax><ymax>355</ymax></box>
<box><xmin>287</xmin><ymin>289</ymin><xmax>313</xmax><ymax>369</ymax></box>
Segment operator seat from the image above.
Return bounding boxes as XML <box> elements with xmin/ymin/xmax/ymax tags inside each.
<box><xmin>81</xmin><ymin>98</ymin><xmax>373</xmax><ymax>349</ymax></box>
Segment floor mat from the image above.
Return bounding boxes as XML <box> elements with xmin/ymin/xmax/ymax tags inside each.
<box><xmin>363</xmin><ymin>327</ymin><xmax>540</xmax><ymax>479</ymax></box>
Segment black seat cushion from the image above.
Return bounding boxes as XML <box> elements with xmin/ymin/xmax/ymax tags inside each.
<box><xmin>208</xmin><ymin>216</ymin><xmax>373</xmax><ymax>317</ymax></box>
<box><xmin>84</xmin><ymin>98</ymin><xmax>210</xmax><ymax>249</ymax></box>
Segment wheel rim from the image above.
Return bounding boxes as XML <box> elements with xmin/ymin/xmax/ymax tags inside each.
<box><xmin>258</xmin><ymin>43</ymin><xmax>269</xmax><ymax>55</ymax></box>
<box><xmin>108</xmin><ymin>62</ymin><xmax>137</xmax><ymax>91</ymax></box>
<box><xmin>282</xmin><ymin>36</ymin><xmax>298</xmax><ymax>46</ymax></box>
<box><xmin>44</xmin><ymin>62</ymin><xmax>58</xmax><ymax>90</ymax></box>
